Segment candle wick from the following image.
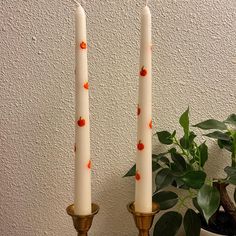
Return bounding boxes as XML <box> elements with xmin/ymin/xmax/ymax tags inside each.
<box><xmin>72</xmin><ymin>0</ymin><xmax>81</xmax><ymax>6</ymax></box>
<box><xmin>145</xmin><ymin>0</ymin><xmax>149</xmax><ymax>6</ymax></box>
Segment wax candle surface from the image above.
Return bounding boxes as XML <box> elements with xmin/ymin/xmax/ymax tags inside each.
<box><xmin>135</xmin><ymin>5</ymin><xmax>152</xmax><ymax>213</ymax></box>
<box><xmin>74</xmin><ymin>4</ymin><xmax>91</xmax><ymax>215</ymax></box>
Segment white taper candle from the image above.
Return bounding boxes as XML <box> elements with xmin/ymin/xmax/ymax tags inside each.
<box><xmin>74</xmin><ymin>3</ymin><xmax>92</xmax><ymax>215</ymax></box>
<box><xmin>135</xmin><ymin>5</ymin><xmax>152</xmax><ymax>213</ymax></box>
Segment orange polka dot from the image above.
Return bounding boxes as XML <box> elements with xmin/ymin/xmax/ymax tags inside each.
<box><xmin>77</xmin><ymin>117</ymin><xmax>86</xmax><ymax>127</ymax></box>
<box><xmin>87</xmin><ymin>160</ymin><xmax>91</xmax><ymax>169</ymax></box>
<box><xmin>140</xmin><ymin>66</ymin><xmax>147</xmax><ymax>77</ymax></box>
<box><xmin>137</xmin><ymin>105</ymin><xmax>141</xmax><ymax>116</ymax></box>
<box><xmin>149</xmin><ymin>120</ymin><xmax>152</xmax><ymax>129</ymax></box>
<box><xmin>135</xmin><ymin>171</ymin><xmax>141</xmax><ymax>181</ymax></box>
<box><xmin>137</xmin><ymin>140</ymin><xmax>144</xmax><ymax>151</ymax></box>
<box><xmin>84</xmin><ymin>82</ymin><xmax>89</xmax><ymax>90</ymax></box>
<box><xmin>80</xmin><ymin>41</ymin><xmax>87</xmax><ymax>49</ymax></box>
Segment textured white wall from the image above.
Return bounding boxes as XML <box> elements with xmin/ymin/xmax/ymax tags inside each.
<box><xmin>0</xmin><ymin>0</ymin><xmax>235</xmax><ymax>235</ymax></box>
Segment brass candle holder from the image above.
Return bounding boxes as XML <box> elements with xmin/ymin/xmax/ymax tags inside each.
<box><xmin>66</xmin><ymin>203</ymin><xmax>99</xmax><ymax>236</ymax></box>
<box><xmin>127</xmin><ymin>202</ymin><xmax>160</xmax><ymax>236</ymax></box>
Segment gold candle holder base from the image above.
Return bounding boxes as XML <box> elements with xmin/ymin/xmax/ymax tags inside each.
<box><xmin>127</xmin><ymin>202</ymin><xmax>160</xmax><ymax>236</ymax></box>
<box><xmin>66</xmin><ymin>203</ymin><xmax>99</xmax><ymax>236</ymax></box>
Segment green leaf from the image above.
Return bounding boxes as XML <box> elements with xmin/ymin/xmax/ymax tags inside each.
<box><xmin>180</xmin><ymin>131</ymin><xmax>197</xmax><ymax>149</ymax></box>
<box><xmin>197</xmin><ymin>184</ymin><xmax>220</xmax><ymax>223</ymax></box>
<box><xmin>189</xmin><ymin>131</ymin><xmax>197</xmax><ymax>144</ymax></box>
<box><xmin>152</xmin><ymin>153</ymin><xmax>170</xmax><ymax>165</ymax></box>
<box><xmin>218</xmin><ymin>139</ymin><xmax>224</xmax><ymax>149</ymax></box>
<box><xmin>198</xmin><ymin>142</ymin><xmax>208</xmax><ymax>167</ymax></box>
<box><xmin>156</xmin><ymin>131</ymin><xmax>173</xmax><ymax>145</ymax></box>
<box><xmin>193</xmin><ymin>119</ymin><xmax>227</xmax><ymax>130</ymax></box>
<box><xmin>171</xmin><ymin>178</ymin><xmax>189</xmax><ymax>189</ymax></box>
<box><xmin>205</xmin><ymin>131</ymin><xmax>231</xmax><ymax>141</ymax></box>
<box><xmin>192</xmin><ymin>198</ymin><xmax>203</xmax><ymax>214</ymax></box>
<box><xmin>184</xmin><ymin>209</ymin><xmax>201</xmax><ymax>236</ymax></box>
<box><xmin>152</xmin><ymin>191</ymin><xmax>178</xmax><ymax>210</ymax></box>
<box><xmin>172</xmin><ymin>130</ymin><xmax>176</xmax><ymax>137</ymax></box>
<box><xmin>179</xmin><ymin>107</ymin><xmax>190</xmax><ymax>136</ymax></box>
<box><xmin>224</xmin><ymin>114</ymin><xmax>236</xmax><ymax>126</ymax></box>
<box><xmin>159</xmin><ymin>156</ymin><xmax>170</xmax><ymax>165</ymax></box>
<box><xmin>123</xmin><ymin>161</ymin><xmax>161</xmax><ymax>177</ymax></box>
<box><xmin>180</xmin><ymin>136</ymin><xmax>189</xmax><ymax>149</ymax></box>
<box><xmin>217</xmin><ymin>139</ymin><xmax>233</xmax><ymax>152</ymax></box>
<box><xmin>153</xmin><ymin>211</ymin><xmax>182</xmax><ymax>236</ymax></box>
<box><xmin>170</xmin><ymin>163</ymin><xmax>184</xmax><ymax>176</ymax></box>
<box><xmin>152</xmin><ymin>152</ymin><xmax>168</xmax><ymax>160</ymax></box>
<box><xmin>152</xmin><ymin>161</ymin><xmax>161</xmax><ymax>172</ymax></box>
<box><xmin>224</xmin><ymin>166</ymin><xmax>236</xmax><ymax>176</ymax></box>
<box><xmin>155</xmin><ymin>168</ymin><xmax>174</xmax><ymax>191</ymax></box>
<box><xmin>225</xmin><ymin>167</ymin><xmax>236</xmax><ymax>184</ymax></box>
<box><xmin>228</xmin><ymin>178</ymin><xmax>236</xmax><ymax>185</ymax></box>
<box><xmin>123</xmin><ymin>164</ymin><xmax>136</xmax><ymax>177</ymax></box>
<box><xmin>171</xmin><ymin>152</ymin><xmax>187</xmax><ymax>172</ymax></box>
<box><xmin>181</xmin><ymin>171</ymin><xmax>206</xmax><ymax>189</ymax></box>
<box><xmin>169</xmin><ymin>148</ymin><xmax>177</xmax><ymax>153</ymax></box>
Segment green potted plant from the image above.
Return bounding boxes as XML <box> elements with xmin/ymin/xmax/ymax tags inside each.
<box><xmin>125</xmin><ymin>108</ymin><xmax>236</xmax><ymax>236</ymax></box>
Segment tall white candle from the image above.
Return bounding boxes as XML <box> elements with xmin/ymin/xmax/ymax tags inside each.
<box><xmin>135</xmin><ymin>5</ymin><xmax>152</xmax><ymax>213</ymax></box>
<box><xmin>74</xmin><ymin>3</ymin><xmax>91</xmax><ymax>215</ymax></box>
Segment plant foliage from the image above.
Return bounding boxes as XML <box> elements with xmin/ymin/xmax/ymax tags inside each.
<box><xmin>125</xmin><ymin>109</ymin><xmax>236</xmax><ymax>236</ymax></box>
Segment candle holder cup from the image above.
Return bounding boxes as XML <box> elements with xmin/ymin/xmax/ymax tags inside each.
<box><xmin>127</xmin><ymin>202</ymin><xmax>160</xmax><ymax>236</ymax></box>
<box><xmin>66</xmin><ymin>203</ymin><xmax>99</xmax><ymax>236</ymax></box>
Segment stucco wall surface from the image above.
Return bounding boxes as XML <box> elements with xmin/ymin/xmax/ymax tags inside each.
<box><xmin>0</xmin><ymin>0</ymin><xmax>235</xmax><ymax>235</ymax></box>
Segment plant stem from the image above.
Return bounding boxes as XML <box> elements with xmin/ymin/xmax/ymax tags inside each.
<box><xmin>177</xmin><ymin>192</ymin><xmax>196</xmax><ymax>212</ymax></box>
<box><xmin>194</xmin><ymin>142</ymin><xmax>201</xmax><ymax>169</ymax></box>
<box><xmin>214</xmin><ymin>182</ymin><xmax>236</xmax><ymax>224</ymax></box>
<box><xmin>173</xmin><ymin>137</ymin><xmax>189</xmax><ymax>160</ymax></box>
<box><xmin>188</xmin><ymin>189</ymin><xmax>197</xmax><ymax>198</ymax></box>
<box><xmin>177</xmin><ymin>197</ymin><xmax>189</xmax><ymax>211</ymax></box>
